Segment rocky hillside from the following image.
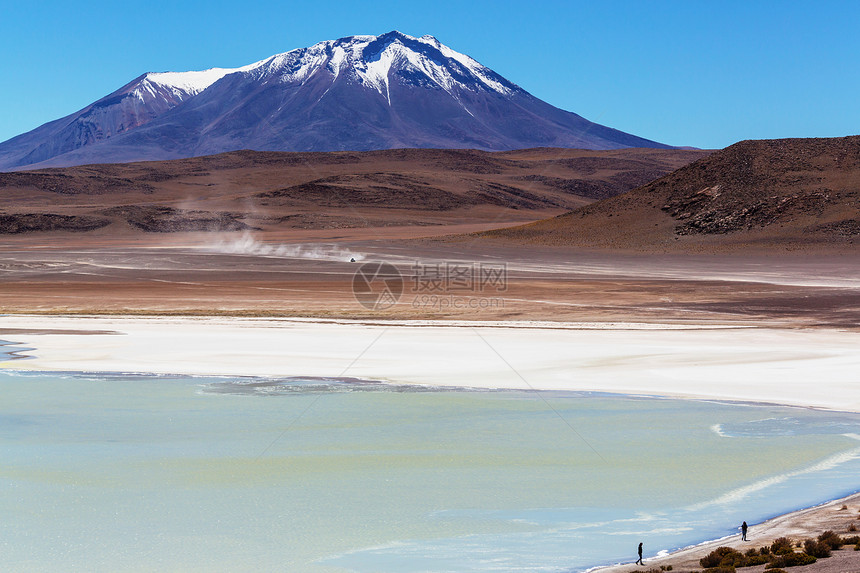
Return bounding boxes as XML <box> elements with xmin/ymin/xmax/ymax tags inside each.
<box><xmin>477</xmin><ymin>137</ymin><xmax>860</xmax><ymax>251</ymax></box>
<box><xmin>0</xmin><ymin>147</ymin><xmax>705</xmax><ymax>235</ymax></box>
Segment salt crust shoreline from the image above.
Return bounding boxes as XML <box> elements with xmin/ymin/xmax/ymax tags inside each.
<box><xmin>1</xmin><ymin>314</ymin><xmax>858</xmax><ymax>412</ymax></box>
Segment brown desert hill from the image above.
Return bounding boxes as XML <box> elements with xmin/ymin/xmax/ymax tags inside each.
<box><xmin>0</xmin><ymin>147</ymin><xmax>705</xmax><ymax>239</ymax></box>
<box><xmin>475</xmin><ymin>136</ymin><xmax>860</xmax><ymax>252</ymax></box>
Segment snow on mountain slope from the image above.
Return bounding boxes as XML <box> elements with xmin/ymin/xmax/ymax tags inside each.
<box><xmin>143</xmin><ymin>68</ymin><xmax>247</xmax><ymax>98</ymax></box>
<box><xmin>0</xmin><ymin>31</ymin><xmax>671</xmax><ymax>170</ymax></box>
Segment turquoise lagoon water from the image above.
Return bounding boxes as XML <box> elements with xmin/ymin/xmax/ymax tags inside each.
<box><xmin>1</xmin><ymin>366</ymin><xmax>860</xmax><ymax>572</ymax></box>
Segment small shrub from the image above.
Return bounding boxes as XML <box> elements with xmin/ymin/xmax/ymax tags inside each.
<box><xmin>849</xmin><ymin>522</ymin><xmax>858</xmax><ymax>532</ymax></box>
<box><xmin>766</xmin><ymin>552</ymin><xmax>817</xmax><ymax>568</ymax></box>
<box><xmin>700</xmin><ymin>547</ymin><xmax>745</xmax><ymax>568</ymax></box>
<box><xmin>787</xmin><ymin>552</ymin><xmax>817</xmax><ymax>566</ymax></box>
<box><xmin>725</xmin><ymin>546</ymin><xmax>765</xmax><ymax>565</ymax></box>
<box><xmin>803</xmin><ymin>539</ymin><xmax>831</xmax><ymax>558</ymax></box>
<box><xmin>765</xmin><ymin>569</ymin><xmax>786</xmax><ymax>573</ymax></box>
<box><xmin>841</xmin><ymin>504</ymin><xmax>849</xmax><ymax>510</ymax></box>
<box><xmin>855</xmin><ymin>542</ymin><xmax>860</xmax><ymax>551</ymax></box>
<box><xmin>699</xmin><ymin>545</ymin><xmax>772</xmax><ymax>569</ymax></box>
<box><xmin>702</xmin><ymin>567</ymin><xmax>736</xmax><ymax>573</ymax></box>
<box><xmin>759</xmin><ymin>544</ymin><xmax>771</xmax><ymax>555</ymax></box>
<box><xmin>843</xmin><ymin>534</ymin><xmax>860</xmax><ymax>545</ymax></box>
<box><xmin>770</xmin><ymin>537</ymin><xmax>794</xmax><ymax>555</ymax></box>
<box><xmin>818</xmin><ymin>530</ymin><xmax>844</xmax><ymax>549</ymax></box>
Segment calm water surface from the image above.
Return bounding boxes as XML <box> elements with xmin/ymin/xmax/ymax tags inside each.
<box><xmin>1</xmin><ymin>369</ymin><xmax>859</xmax><ymax>572</ymax></box>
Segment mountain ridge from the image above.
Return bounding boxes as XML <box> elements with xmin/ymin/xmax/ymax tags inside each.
<box><xmin>0</xmin><ymin>31</ymin><xmax>672</xmax><ymax>171</ymax></box>
<box><xmin>474</xmin><ymin>135</ymin><xmax>860</xmax><ymax>252</ymax></box>
<box><xmin>0</xmin><ymin>146</ymin><xmax>706</xmax><ymax>237</ymax></box>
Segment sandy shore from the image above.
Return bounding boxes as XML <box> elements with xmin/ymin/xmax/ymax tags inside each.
<box><xmin>2</xmin><ymin>314</ymin><xmax>860</xmax><ymax>572</ymax></box>
<box><xmin>596</xmin><ymin>492</ymin><xmax>860</xmax><ymax>572</ymax></box>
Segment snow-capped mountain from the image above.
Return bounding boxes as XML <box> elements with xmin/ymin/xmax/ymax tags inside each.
<box><xmin>0</xmin><ymin>31</ymin><xmax>672</xmax><ymax>170</ymax></box>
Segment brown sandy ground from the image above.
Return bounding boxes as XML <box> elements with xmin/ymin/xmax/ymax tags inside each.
<box><xmin>598</xmin><ymin>493</ymin><xmax>860</xmax><ymax>573</ymax></box>
<box><xmin>2</xmin><ymin>142</ymin><xmax>857</xmax><ymax>326</ymax></box>
<box><xmin>0</xmin><ymin>240</ymin><xmax>858</xmax><ymax>329</ymax></box>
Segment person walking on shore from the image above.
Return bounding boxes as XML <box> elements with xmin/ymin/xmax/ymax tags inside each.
<box><xmin>741</xmin><ymin>521</ymin><xmax>748</xmax><ymax>541</ymax></box>
<box><xmin>635</xmin><ymin>542</ymin><xmax>643</xmax><ymax>565</ymax></box>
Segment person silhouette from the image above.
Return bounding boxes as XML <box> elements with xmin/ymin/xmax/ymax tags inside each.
<box><xmin>636</xmin><ymin>542</ymin><xmax>643</xmax><ymax>565</ymax></box>
<box><xmin>741</xmin><ymin>521</ymin><xmax>748</xmax><ymax>541</ymax></box>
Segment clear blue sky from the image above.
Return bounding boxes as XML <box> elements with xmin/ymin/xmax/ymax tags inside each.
<box><xmin>2</xmin><ymin>0</ymin><xmax>859</xmax><ymax>149</ymax></box>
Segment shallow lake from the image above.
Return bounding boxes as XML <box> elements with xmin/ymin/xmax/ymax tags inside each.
<box><xmin>1</xmin><ymin>369</ymin><xmax>859</xmax><ymax>572</ymax></box>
